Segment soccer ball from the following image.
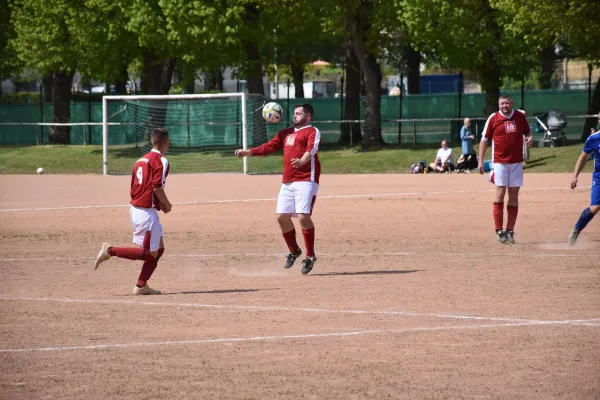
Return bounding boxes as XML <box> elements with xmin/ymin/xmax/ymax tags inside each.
<box><xmin>262</xmin><ymin>102</ymin><xmax>282</xmax><ymax>124</ymax></box>
<box><xmin>36</xmin><ymin>167</ymin><xmax>44</xmax><ymax>174</ymax></box>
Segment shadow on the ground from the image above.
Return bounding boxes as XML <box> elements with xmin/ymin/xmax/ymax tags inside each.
<box><xmin>312</xmin><ymin>269</ymin><xmax>421</xmax><ymax>277</ymax></box>
<box><xmin>523</xmin><ymin>155</ymin><xmax>557</xmax><ymax>169</ymax></box>
<box><xmin>165</xmin><ymin>288</ymin><xmax>280</xmax><ymax>295</ymax></box>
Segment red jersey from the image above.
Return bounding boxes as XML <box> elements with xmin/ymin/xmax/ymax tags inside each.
<box><xmin>130</xmin><ymin>149</ymin><xmax>170</xmax><ymax>209</ymax></box>
<box><xmin>482</xmin><ymin>110</ymin><xmax>530</xmax><ymax>164</ymax></box>
<box><xmin>250</xmin><ymin>125</ymin><xmax>321</xmax><ymax>184</ymax></box>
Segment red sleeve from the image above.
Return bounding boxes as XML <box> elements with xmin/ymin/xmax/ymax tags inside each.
<box><xmin>250</xmin><ymin>131</ymin><xmax>284</xmax><ymax>156</ymax></box>
<box><xmin>150</xmin><ymin>156</ymin><xmax>166</xmax><ymax>189</ymax></box>
<box><xmin>304</xmin><ymin>127</ymin><xmax>320</xmax><ymax>155</ymax></box>
<box><xmin>482</xmin><ymin>113</ymin><xmax>495</xmax><ymax>141</ymax></box>
<box><xmin>520</xmin><ymin>113</ymin><xmax>531</xmax><ymax>135</ymax></box>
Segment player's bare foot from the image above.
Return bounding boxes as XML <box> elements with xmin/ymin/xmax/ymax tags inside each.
<box><xmin>93</xmin><ymin>242</ymin><xmax>111</xmax><ymax>270</ymax></box>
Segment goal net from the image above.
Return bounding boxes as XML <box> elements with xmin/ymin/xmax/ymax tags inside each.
<box><xmin>102</xmin><ymin>93</ymin><xmax>283</xmax><ymax>175</ymax></box>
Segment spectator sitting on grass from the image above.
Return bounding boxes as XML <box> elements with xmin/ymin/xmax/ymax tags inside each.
<box><xmin>429</xmin><ymin>140</ymin><xmax>454</xmax><ymax>173</ymax></box>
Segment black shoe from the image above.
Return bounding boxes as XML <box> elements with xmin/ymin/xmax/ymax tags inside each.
<box><xmin>284</xmin><ymin>248</ymin><xmax>302</xmax><ymax>269</ymax></box>
<box><xmin>496</xmin><ymin>229</ymin><xmax>507</xmax><ymax>244</ymax></box>
<box><xmin>301</xmin><ymin>256</ymin><xmax>317</xmax><ymax>275</ymax></box>
<box><xmin>505</xmin><ymin>230</ymin><xmax>515</xmax><ymax>244</ymax></box>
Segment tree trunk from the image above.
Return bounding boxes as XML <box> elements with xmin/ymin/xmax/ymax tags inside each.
<box><xmin>49</xmin><ymin>69</ymin><xmax>75</xmax><ymax>144</ymax></box>
<box><xmin>538</xmin><ymin>46</ymin><xmax>556</xmax><ymax>89</ymax></box>
<box><xmin>340</xmin><ymin>43</ymin><xmax>361</xmax><ymax>145</ymax></box>
<box><xmin>140</xmin><ymin>51</ymin><xmax>176</xmax><ymax>95</ymax></box>
<box><xmin>405</xmin><ymin>45</ymin><xmax>421</xmax><ymax>94</ymax></box>
<box><xmin>243</xmin><ymin>5</ymin><xmax>264</xmax><ymax>95</ymax></box>
<box><xmin>42</xmin><ymin>74</ymin><xmax>53</xmax><ymax>103</ymax></box>
<box><xmin>481</xmin><ymin>69</ymin><xmax>501</xmax><ymax>116</ymax></box>
<box><xmin>582</xmin><ymin>76</ymin><xmax>600</xmax><ymax>141</ymax></box>
<box><xmin>140</xmin><ymin>51</ymin><xmax>177</xmax><ymax>141</ymax></box>
<box><xmin>113</xmin><ymin>67</ymin><xmax>128</xmax><ymax>95</ymax></box>
<box><xmin>479</xmin><ymin>4</ymin><xmax>502</xmax><ymax>116</ymax></box>
<box><xmin>291</xmin><ymin>62</ymin><xmax>304</xmax><ymax>99</ymax></box>
<box><xmin>346</xmin><ymin>4</ymin><xmax>383</xmax><ymax>150</ymax></box>
<box><xmin>203</xmin><ymin>69</ymin><xmax>223</xmax><ymax>92</ymax></box>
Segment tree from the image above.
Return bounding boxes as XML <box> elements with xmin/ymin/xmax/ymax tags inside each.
<box><xmin>0</xmin><ymin>0</ymin><xmax>20</xmax><ymax>93</ymax></box>
<box><xmin>10</xmin><ymin>0</ymin><xmax>80</xmax><ymax>144</ymax></box>
<box><xmin>400</xmin><ymin>0</ymin><xmax>553</xmax><ymax>115</ymax></box>
<box><xmin>492</xmin><ymin>0</ymin><xmax>600</xmax><ymax>139</ymax></box>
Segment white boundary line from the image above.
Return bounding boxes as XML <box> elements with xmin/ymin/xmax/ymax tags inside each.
<box><xmin>0</xmin><ymin>186</ymin><xmax>581</xmax><ymax>213</ymax></box>
<box><xmin>0</xmin><ymin>250</ymin><xmax>597</xmax><ymax>263</ymax></box>
<box><xmin>1</xmin><ymin>321</ymin><xmax>598</xmax><ymax>353</ymax></box>
<box><xmin>1</xmin><ymin>296</ymin><xmax>599</xmax><ymax>327</ymax></box>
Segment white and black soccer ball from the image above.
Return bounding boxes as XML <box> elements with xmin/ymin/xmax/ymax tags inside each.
<box><xmin>262</xmin><ymin>102</ymin><xmax>282</xmax><ymax>124</ymax></box>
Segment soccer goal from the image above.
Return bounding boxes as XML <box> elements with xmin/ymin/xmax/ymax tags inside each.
<box><xmin>102</xmin><ymin>93</ymin><xmax>272</xmax><ymax>175</ymax></box>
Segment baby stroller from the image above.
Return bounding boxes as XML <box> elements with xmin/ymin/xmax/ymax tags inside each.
<box><xmin>535</xmin><ymin>109</ymin><xmax>568</xmax><ymax>147</ymax></box>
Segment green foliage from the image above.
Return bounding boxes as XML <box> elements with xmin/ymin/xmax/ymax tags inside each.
<box><xmin>9</xmin><ymin>0</ymin><xmax>79</xmax><ymax>73</ymax></box>
<box><xmin>0</xmin><ymin>93</ymin><xmax>41</xmax><ymax>104</ymax></box>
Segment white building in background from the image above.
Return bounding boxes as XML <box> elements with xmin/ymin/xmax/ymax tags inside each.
<box><xmin>268</xmin><ymin>81</ymin><xmax>336</xmax><ymax>99</ymax></box>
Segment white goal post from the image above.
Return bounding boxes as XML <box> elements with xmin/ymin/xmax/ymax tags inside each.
<box><xmin>102</xmin><ymin>93</ymin><xmax>253</xmax><ymax>175</ymax></box>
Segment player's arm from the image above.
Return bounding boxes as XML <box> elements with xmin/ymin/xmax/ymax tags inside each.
<box><xmin>571</xmin><ymin>150</ymin><xmax>591</xmax><ymax>190</ymax></box>
<box><xmin>478</xmin><ymin>114</ymin><xmax>494</xmax><ymax>174</ymax></box>
<box><xmin>153</xmin><ymin>187</ymin><xmax>172</xmax><ymax>213</ymax></box>
<box><xmin>522</xmin><ymin>121</ymin><xmax>533</xmax><ymax>147</ymax></box>
<box><xmin>235</xmin><ymin>132</ymin><xmax>283</xmax><ymax>157</ymax></box>
<box><xmin>151</xmin><ymin>160</ymin><xmax>171</xmax><ymax>213</ymax></box>
<box><xmin>291</xmin><ymin>128</ymin><xmax>321</xmax><ymax>168</ymax></box>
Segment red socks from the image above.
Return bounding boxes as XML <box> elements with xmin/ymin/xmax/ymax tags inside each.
<box><xmin>506</xmin><ymin>205</ymin><xmax>518</xmax><ymax>231</ymax></box>
<box><xmin>493</xmin><ymin>203</ymin><xmax>518</xmax><ymax>231</ymax></box>
<box><xmin>108</xmin><ymin>247</ymin><xmax>165</xmax><ymax>287</ymax></box>
<box><xmin>302</xmin><ymin>227</ymin><xmax>315</xmax><ymax>257</ymax></box>
<box><xmin>282</xmin><ymin>227</ymin><xmax>316</xmax><ymax>257</ymax></box>
<box><xmin>137</xmin><ymin>255</ymin><xmax>158</xmax><ymax>287</ymax></box>
<box><xmin>493</xmin><ymin>203</ymin><xmax>504</xmax><ymax>231</ymax></box>
<box><xmin>108</xmin><ymin>247</ymin><xmax>145</xmax><ymax>260</ymax></box>
<box><xmin>282</xmin><ymin>229</ymin><xmax>300</xmax><ymax>253</ymax></box>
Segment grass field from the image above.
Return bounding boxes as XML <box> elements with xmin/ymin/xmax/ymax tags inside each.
<box><xmin>0</xmin><ymin>142</ymin><xmax>593</xmax><ymax>175</ymax></box>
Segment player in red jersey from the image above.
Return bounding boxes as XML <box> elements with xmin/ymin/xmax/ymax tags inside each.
<box><xmin>235</xmin><ymin>103</ymin><xmax>321</xmax><ymax>274</ymax></box>
<box><xmin>93</xmin><ymin>128</ymin><xmax>172</xmax><ymax>294</ymax></box>
<box><xmin>478</xmin><ymin>96</ymin><xmax>533</xmax><ymax>244</ymax></box>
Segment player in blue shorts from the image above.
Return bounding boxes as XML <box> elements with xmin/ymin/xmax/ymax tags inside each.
<box><xmin>568</xmin><ymin>122</ymin><xmax>600</xmax><ymax>246</ymax></box>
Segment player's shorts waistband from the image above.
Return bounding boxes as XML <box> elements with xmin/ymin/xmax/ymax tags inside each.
<box><xmin>130</xmin><ymin>204</ymin><xmax>157</xmax><ymax>212</ymax></box>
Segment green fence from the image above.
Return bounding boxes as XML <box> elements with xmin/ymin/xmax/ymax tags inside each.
<box><xmin>0</xmin><ymin>89</ymin><xmax>593</xmax><ymax>146</ymax></box>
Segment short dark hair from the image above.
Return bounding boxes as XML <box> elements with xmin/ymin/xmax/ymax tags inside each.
<box><xmin>151</xmin><ymin>128</ymin><xmax>169</xmax><ymax>145</ymax></box>
<box><xmin>295</xmin><ymin>103</ymin><xmax>314</xmax><ymax>117</ymax></box>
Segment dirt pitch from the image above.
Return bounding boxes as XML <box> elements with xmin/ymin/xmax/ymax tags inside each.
<box><xmin>0</xmin><ymin>172</ymin><xmax>599</xmax><ymax>399</ymax></box>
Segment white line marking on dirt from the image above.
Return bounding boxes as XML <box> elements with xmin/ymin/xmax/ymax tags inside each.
<box><xmin>1</xmin><ymin>296</ymin><xmax>598</xmax><ymax>327</ymax></box>
<box><xmin>0</xmin><ymin>186</ymin><xmax>580</xmax><ymax>212</ymax></box>
<box><xmin>0</xmin><ymin>321</ymin><xmax>598</xmax><ymax>353</ymax></box>
<box><xmin>0</xmin><ymin>250</ymin><xmax>596</xmax><ymax>263</ymax></box>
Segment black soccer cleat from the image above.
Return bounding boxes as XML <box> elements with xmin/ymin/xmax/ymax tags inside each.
<box><xmin>284</xmin><ymin>248</ymin><xmax>302</xmax><ymax>269</ymax></box>
<box><xmin>496</xmin><ymin>229</ymin><xmax>508</xmax><ymax>244</ymax></box>
<box><xmin>301</xmin><ymin>256</ymin><xmax>317</xmax><ymax>275</ymax></box>
<box><xmin>505</xmin><ymin>230</ymin><xmax>516</xmax><ymax>244</ymax></box>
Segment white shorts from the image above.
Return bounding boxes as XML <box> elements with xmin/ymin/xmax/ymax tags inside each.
<box><xmin>489</xmin><ymin>162</ymin><xmax>523</xmax><ymax>187</ymax></box>
<box><xmin>129</xmin><ymin>205</ymin><xmax>163</xmax><ymax>252</ymax></box>
<box><xmin>276</xmin><ymin>181</ymin><xmax>319</xmax><ymax>215</ymax></box>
